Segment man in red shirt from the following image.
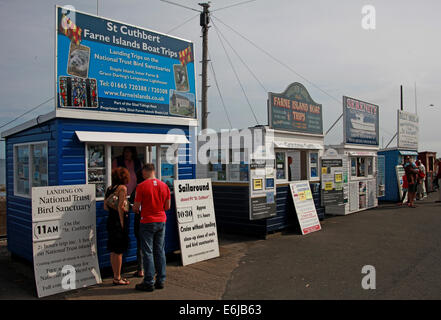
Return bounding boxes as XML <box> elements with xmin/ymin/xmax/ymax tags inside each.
<box><xmin>133</xmin><ymin>163</ymin><xmax>171</xmax><ymax>292</ymax></box>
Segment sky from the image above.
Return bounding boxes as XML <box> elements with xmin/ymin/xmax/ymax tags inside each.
<box><xmin>0</xmin><ymin>0</ymin><xmax>440</xmax><ymax>159</ymax></box>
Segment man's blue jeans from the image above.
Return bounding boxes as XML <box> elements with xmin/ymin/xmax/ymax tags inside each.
<box><xmin>139</xmin><ymin>222</ymin><xmax>166</xmax><ymax>286</ymax></box>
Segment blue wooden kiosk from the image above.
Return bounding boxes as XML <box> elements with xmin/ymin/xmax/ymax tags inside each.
<box><xmin>378</xmin><ymin>148</ymin><xmax>418</xmax><ymax>202</ymax></box>
<box><xmin>1</xmin><ymin>8</ymin><xmax>198</xmax><ymax>268</ymax></box>
<box><xmin>1</xmin><ymin>112</ymin><xmax>197</xmax><ymax>268</ymax></box>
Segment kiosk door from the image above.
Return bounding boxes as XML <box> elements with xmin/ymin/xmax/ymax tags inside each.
<box><xmin>287</xmin><ymin>150</ymin><xmax>307</xmax><ymax>181</ymax></box>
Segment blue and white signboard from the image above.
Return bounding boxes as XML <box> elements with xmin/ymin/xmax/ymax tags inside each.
<box><xmin>56</xmin><ymin>6</ymin><xmax>196</xmax><ymax>118</ymax></box>
<box><xmin>343</xmin><ymin>96</ymin><xmax>379</xmax><ymax>146</ymax></box>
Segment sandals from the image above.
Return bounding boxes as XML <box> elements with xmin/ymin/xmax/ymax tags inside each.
<box><xmin>113</xmin><ymin>277</ymin><xmax>130</xmax><ymax>285</ymax></box>
<box><xmin>134</xmin><ymin>271</ymin><xmax>144</xmax><ymax>278</ymax></box>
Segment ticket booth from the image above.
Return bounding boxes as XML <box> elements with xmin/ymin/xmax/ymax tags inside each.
<box><xmin>323</xmin><ymin>145</ymin><xmax>379</xmax><ymax>215</ymax></box>
<box><xmin>418</xmin><ymin>151</ymin><xmax>437</xmax><ymax>193</ymax></box>
<box><xmin>2</xmin><ymin>113</ymin><xmax>196</xmax><ymax>268</ymax></box>
<box><xmin>377</xmin><ymin>148</ymin><xmax>418</xmax><ymax>202</ymax></box>
<box><xmin>197</xmin><ymin>82</ymin><xmax>325</xmax><ymax>237</ymax></box>
<box><xmin>323</xmin><ymin>96</ymin><xmax>380</xmax><ymax>214</ymax></box>
<box><xmin>378</xmin><ymin>110</ymin><xmax>421</xmax><ymax>201</ymax></box>
<box><xmin>1</xmin><ymin>8</ymin><xmax>199</xmax><ymax>268</ymax></box>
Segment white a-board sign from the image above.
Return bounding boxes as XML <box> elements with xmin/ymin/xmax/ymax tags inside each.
<box><xmin>32</xmin><ymin>184</ymin><xmax>101</xmax><ymax>298</ymax></box>
<box><xmin>174</xmin><ymin>179</ymin><xmax>220</xmax><ymax>266</ymax></box>
<box><xmin>396</xmin><ymin>165</ymin><xmax>407</xmax><ymax>201</ymax></box>
<box><xmin>289</xmin><ymin>181</ymin><xmax>322</xmax><ymax>235</ymax></box>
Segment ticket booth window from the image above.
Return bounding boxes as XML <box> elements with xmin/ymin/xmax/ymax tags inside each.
<box><xmin>14</xmin><ymin>142</ymin><xmax>48</xmax><ymax>197</ymax></box>
<box><xmin>87</xmin><ymin>144</ymin><xmax>107</xmax><ymax>199</ymax></box>
<box><xmin>428</xmin><ymin>156</ymin><xmax>434</xmax><ymax>171</ymax></box>
<box><xmin>367</xmin><ymin>157</ymin><xmax>373</xmax><ymax>176</ymax></box>
<box><xmin>351</xmin><ymin>157</ymin><xmax>365</xmax><ymax>178</ymax></box>
<box><xmin>160</xmin><ymin>146</ymin><xmax>176</xmax><ymax>189</ymax></box>
<box><xmin>286</xmin><ymin>150</ymin><xmax>304</xmax><ymax>181</ymax></box>
<box><xmin>150</xmin><ymin>145</ymin><xmax>177</xmax><ymax>189</ymax></box>
<box><xmin>87</xmin><ymin>144</ymin><xmax>179</xmax><ymax>199</ymax></box>
<box><xmin>350</xmin><ymin>156</ymin><xmax>374</xmax><ymax>178</ymax></box>
<box><xmin>309</xmin><ymin>152</ymin><xmax>319</xmax><ymax>179</ymax></box>
<box><xmin>208</xmin><ymin>149</ymin><xmax>227</xmax><ymax>182</ymax></box>
<box><xmin>229</xmin><ymin>149</ymin><xmax>249</xmax><ymax>182</ymax></box>
<box><xmin>357</xmin><ymin>158</ymin><xmax>366</xmax><ymax>177</ymax></box>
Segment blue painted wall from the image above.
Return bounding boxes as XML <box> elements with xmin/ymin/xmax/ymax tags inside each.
<box><xmin>212</xmin><ymin>182</ymin><xmax>324</xmax><ymax>238</ymax></box>
<box><xmin>378</xmin><ymin>149</ymin><xmax>399</xmax><ymax>202</ymax></box>
<box><xmin>6</xmin><ymin>120</ymin><xmax>58</xmax><ymax>262</ymax></box>
<box><xmin>5</xmin><ymin>118</ymin><xmax>195</xmax><ymax>268</ymax></box>
<box><xmin>378</xmin><ymin>149</ymin><xmax>417</xmax><ymax>202</ymax></box>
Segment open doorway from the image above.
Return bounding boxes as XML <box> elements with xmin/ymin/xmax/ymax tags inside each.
<box><xmin>111</xmin><ymin>145</ymin><xmax>176</xmax><ymax>189</ymax></box>
<box><xmin>287</xmin><ymin>150</ymin><xmax>308</xmax><ymax>181</ymax></box>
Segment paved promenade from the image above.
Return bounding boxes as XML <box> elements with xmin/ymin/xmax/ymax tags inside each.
<box><xmin>1</xmin><ymin>192</ymin><xmax>440</xmax><ymax>300</ymax></box>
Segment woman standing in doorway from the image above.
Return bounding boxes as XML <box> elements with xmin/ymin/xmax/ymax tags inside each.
<box><xmin>112</xmin><ymin>147</ymin><xmax>144</xmax><ymax>278</ymax></box>
<box><xmin>112</xmin><ymin>147</ymin><xmax>143</xmax><ymax>196</ymax></box>
<box><xmin>104</xmin><ymin>167</ymin><xmax>130</xmax><ymax>285</ymax></box>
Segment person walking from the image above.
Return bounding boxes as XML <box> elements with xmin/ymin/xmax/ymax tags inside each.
<box><xmin>104</xmin><ymin>167</ymin><xmax>130</xmax><ymax>286</ymax></box>
<box><xmin>415</xmin><ymin>160</ymin><xmax>426</xmax><ymax>200</ymax></box>
<box><xmin>133</xmin><ymin>163</ymin><xmax>171</xmax><ymax>292</ymax></box>
<box><xmin>434</xmin><ymin>159</ymin><xmax>440</xmax><ymax>191</ymax></box>
<box><xmin>436</xmin><ymin>158</ymin><xmax>441</xmax><ymax>203</ymax></box>
<box><xmin>112</xmin><ymin>147</ymin><xmax>144</xmax><ymax>278</ymax></box>
<box><xmin>404</xmin><ymin>156</ymin><xmax>419</xmax><ymax>208</ymax></box>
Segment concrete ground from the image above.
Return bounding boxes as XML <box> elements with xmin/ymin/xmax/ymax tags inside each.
<box><xmin>224</xmin><ymin>193</ymin><xmax>441</xmax><ymax>300</ymax></box>
<box><xmin>0</xmin><ymin>192</ymin><xmax>440</xmax><ymax>300</ymax></box>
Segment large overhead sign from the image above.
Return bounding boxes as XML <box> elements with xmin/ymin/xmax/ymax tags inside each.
<box><xmin>268</xmin><ymin>82</ymin><xmax>323</xmax><ymax>135</ymax></box>
<box><xmin>397</xmin><ymin>110</ymin><xmax>419</xmax><ymax>150</ymax></box>
<box><xmin>56</xmin><ymin>6</ymin><xmax>196</xmax><ymax>119</ymax></box>
<box><xmin>343</xmin><ymin>96</ymin><xmax>379</xmax><ymax>146</ymax></box>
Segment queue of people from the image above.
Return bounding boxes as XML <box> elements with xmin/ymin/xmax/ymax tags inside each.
<box><xmin>104</xmin><ymin>147</ymin><xmax>171</xmax><ymax>292</ymax></box>
<box><xmin>104</xmin><ymin>150</ymin><xmax>440</xmax><ymax>291</ymax></box>
<box><xmin>399</xmin><ymin>156</ymin><xmax>441</xmax><ymax>207</ymax></box>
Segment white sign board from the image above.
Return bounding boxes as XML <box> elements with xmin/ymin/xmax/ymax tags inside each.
<box><xmin>396</xmin><ymin>165</ymin><xmax>407</xmax><ymax>201</ymax></box>
<box><xmin>174</xmin><ymin>179</ymin><xmax>220</xmax><ymax>266</ymax></box>
<box><xmin>289</xmin><ymin>181</ymin><xmax>321</xmax><ymax>235</ymax></box>
<box><xmin>32</xmin><ymin>184</ymin><xmax>101</xmax><ymax>298</ymax></box>
<box><xmin>349</xmin><ymin>182</ymin><xmax>359</xmax><ymax>212</ymax></box>
<box><xmin>397</xmin><ymin>110</ymin><xmax>419</xmax><ymax>150</ymax></box>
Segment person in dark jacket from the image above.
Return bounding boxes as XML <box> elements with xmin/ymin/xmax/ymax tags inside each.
<box><xmin>404</xmin><ymin>156</ymin><xmax>419</xmax><ymax>208</ymax></box>
<box><xmin>436</xmin><ymin>159</ymin><xmax>441</xmax><ymax>202</ymax></box>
